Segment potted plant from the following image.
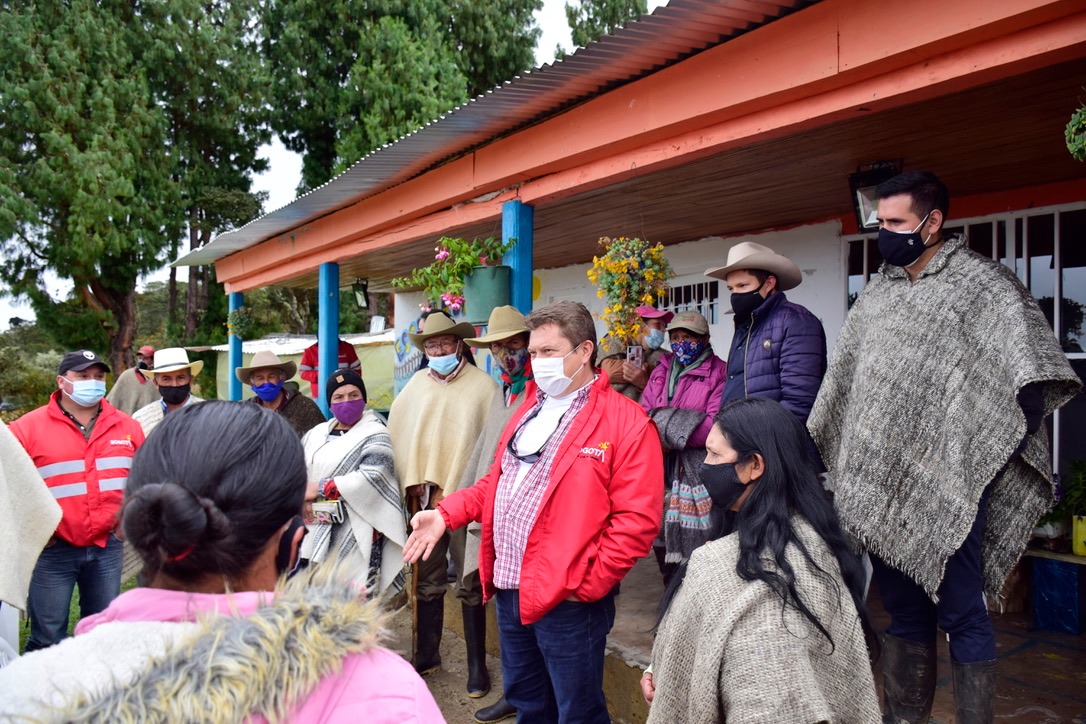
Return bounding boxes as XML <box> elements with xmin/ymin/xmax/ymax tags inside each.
<box><xmin>1038</xmin><ymin>460</ymin><xmax>1086</xmax><ymax>555</ymax></box>
<box><xmin>392</xmin><ymin>236</ymin><xmax>514</xmax><ymax>321</ymax></box>
<box><xmin>587</xmin><ymin>236</ymin><xmax>674</xmax><ymax>349</ymax></box>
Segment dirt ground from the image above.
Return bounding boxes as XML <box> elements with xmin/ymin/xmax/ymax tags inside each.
<box><xmin>387</xmin><ymin>603</ymin><xmax>507</xmax><ymax>724</ymax></box>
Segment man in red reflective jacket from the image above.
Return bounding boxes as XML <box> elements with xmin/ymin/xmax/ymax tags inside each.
<box><xmin>405</xmin><ymin>301</ymin><xmax>664</xmax><ymax>724</ymax></box>
<box><xmin>9</xmin><ymin>350</ymin><xmax>145</xmax><ymax>651</ymax></box>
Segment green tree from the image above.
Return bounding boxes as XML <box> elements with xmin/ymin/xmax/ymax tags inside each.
<box><xmin>0</xmin><ymin>1</ymin><xmax>268</xmax><ymax>372</ymax></box>
<box><xmin>0</xmin><ymin>0</ymin><xmax>175</xmax><ymax>372</ymax></box>
<box><xmin>565</xmin><ymin>0</ymin><xmax>646</xmax><ymax>48</ymax></box>
<box><xmin>263</xmin><ymin>0</ymin><xmax>540</xmax><ymax>192</ymax></box>
<box><xmin>447</xmin><ymin>0</ymin><xmax>542</xmax><ymax>97</ymax></box>
<box><xmin>136</xmin><ymin>0</ymin><xmax>269</xmax><ymax>344</ymax></box>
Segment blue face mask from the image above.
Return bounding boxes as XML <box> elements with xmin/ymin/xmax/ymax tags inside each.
<box><xmin>671</xmin><ymin>340</ymin><xmax>706</xmax><ymax>366</ymax></box>
<box><xmin>65</xmin><ymin>379</ymin><xmax>106</xmax><ymax>407</ymax></box>
<box><xmin>252</xmin><ymin>380</ymin><xmax>284</xmax><ymax>402</ymax></box>
<box><xmin>645</xmin><ymin>328</ymin><xmax>666</xmax><ymax>350</ymax></box>
<box><xmin>429</xmin><ymin>353</ymin><xmax>460</xmax><ymax>376</ymax></box>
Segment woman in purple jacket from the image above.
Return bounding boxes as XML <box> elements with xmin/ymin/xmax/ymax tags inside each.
<box><xmin>640</xmin><ymin>310</ymin><xmax>727</xmax><ymax>584</ymax></box>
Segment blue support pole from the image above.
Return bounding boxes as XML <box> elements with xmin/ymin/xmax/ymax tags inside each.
<box><xmin>317</xmin><ymin>262</ymin><xmax>340</xmax><ymax>418</ymax></box>
<box><xmin>502</xmin><ymin>200</ymin><xmax>535</xmax><ymax>314</ymax></box>
<box><xmin>228</xmin><ymin>292</ymin><xmax>244</xmax><ymax>401</ymax></box>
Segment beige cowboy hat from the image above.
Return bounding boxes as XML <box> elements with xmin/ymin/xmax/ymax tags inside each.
<box><xmin>407</xmin><ymin>312</ymin><xmax>477</xmax><ymax>350</ymax></box>
<box><xmin>704</xmin><ymin>241</ymin><xmax>802</xmax><ymax>291</ymax></box>
<box><xmin>464</xmin><ymin>306</ymin><xmax>528</xmax><ymax>348</ymax></box>
<box><xmin>235</xmin><ymin>350</ymin><xmax>297</xmax><ymax>384</ymax></box>
<box><xmin>148</xmin><ymin>347</ymin><xmax>204</xmax><ymax>377</ymax></box>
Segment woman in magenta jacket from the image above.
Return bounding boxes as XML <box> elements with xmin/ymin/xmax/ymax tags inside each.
<box><xmin>639</xmin><ymin>310</ymin><xmax>727</xmax><ymax>584</ymax></box>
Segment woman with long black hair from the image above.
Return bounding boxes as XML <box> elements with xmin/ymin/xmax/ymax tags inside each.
<box><xmin>643</xmin><ymin>397</ymin><xmax>879</xmax><ymax>723</ymax></box>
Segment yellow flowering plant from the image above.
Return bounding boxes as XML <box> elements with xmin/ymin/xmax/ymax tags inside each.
<box><xmin>587</xmin><ymin>236</ymin><xmax>674</xmax><ymax>347</ymax></box>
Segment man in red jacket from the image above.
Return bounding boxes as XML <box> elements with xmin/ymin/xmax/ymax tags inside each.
<box><xmin>405</xmin><ymin>301</ymin><xmax>664</xmax><ymax>724</ymax></box>
<box><xmin>9</xmin><ymin>350</ymin><xmax>145</xmax><ymax>651</ymax></box>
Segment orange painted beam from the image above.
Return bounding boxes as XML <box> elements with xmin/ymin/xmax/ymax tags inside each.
<box><xmin>221</xmin><ymin>0</ymin><xmax>1086</xmax><ymax>290</ymax></box>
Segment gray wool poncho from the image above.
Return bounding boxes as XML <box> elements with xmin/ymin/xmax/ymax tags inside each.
<box><xmin>808</xmin><ymin>234</ymin><xmax>1081</xmax><ymax>599</ymax></box>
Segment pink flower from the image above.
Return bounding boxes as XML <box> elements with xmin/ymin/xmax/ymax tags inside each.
<box><xmin>450</xmin><ymin>302</ymin><xmax>462</xmax><ymax>312</ymax></box>
<box><xmin>435</xmin><ymin>248</ymin><xmax>450</xmax><ymax>261</ymax></box>
<box><xmin>479</xmin><ymin>255</ymin><xmax>488</xmax><ymax>266</ymax></box>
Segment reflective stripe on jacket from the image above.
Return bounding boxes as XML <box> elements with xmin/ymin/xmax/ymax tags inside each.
<box><xmin>9</xmin><ymin>392</ymin><xmax>145</xmax><ymax>547</ymax></box>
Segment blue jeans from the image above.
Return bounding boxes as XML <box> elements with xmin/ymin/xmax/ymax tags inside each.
<box><xmin>25</xmin><ymin>535</ymin><xmax>123</xmax><ymax>652</ymax></box>
<box><xmin>872</xmin><ymin>488</ymin><xmax>996</xmax><ymax>664</ymax></box>
<box><xmin>495</xmin><ymin>589</ymin><xmax>615</xmax><ymax>724</ymax></box>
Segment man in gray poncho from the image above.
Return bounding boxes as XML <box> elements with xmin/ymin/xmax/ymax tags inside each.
<box><xmin>808</xmin><ymin>171</ymin><xmax>1081</xmax><ymax>724</ymax></box>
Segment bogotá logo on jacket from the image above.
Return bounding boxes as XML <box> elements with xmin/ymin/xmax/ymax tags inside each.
<box><xmin>579</xmin><ymin>441</ymin><xmax>610</xmax><ymax>462</ymax></box>
<box><xmin>109</xmin><ymin>435</ymin><xmax>135</xmax><ymax>449</ymax></box>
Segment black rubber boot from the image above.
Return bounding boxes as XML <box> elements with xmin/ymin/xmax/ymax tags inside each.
<box><xmin>881</xmin><ymin>633</ymin><xmax>936</xmax><ymax>723</ymax></box>
<box><xmin>952</xmin><ymin>658</ymin><xmax>997</xmax><ymax>724</ymax></box>
<box><xmin>463</xmin><ymin>603</ymin><xmax>491</xmax><ymax>698</ymax></box>
<box><xmin>474</xmin><ymin>696</ymin><xmax>517</xmax><ymax>724</ymax></box>
<box><xmin>414</xmin><ymin>597</ymin><xmax>444</xmax><ymax>675</ymax></box>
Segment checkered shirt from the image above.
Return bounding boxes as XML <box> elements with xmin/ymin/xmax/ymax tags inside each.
<box><xmin>491</xmin><ymin>385</ymin><xmax>592</xmax><ymax>589</ymax></box>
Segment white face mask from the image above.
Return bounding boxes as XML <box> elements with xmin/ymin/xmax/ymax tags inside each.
<box><xmin>533</xmin><ymin>346</ymin><xmax>585</xmax><ymax>397</ymax></box>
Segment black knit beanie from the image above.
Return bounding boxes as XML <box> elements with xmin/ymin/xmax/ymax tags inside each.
<box><xmin>325</xmin><ymin>368</ymin><xmax>367</xmax><ymax>406</ymax></box>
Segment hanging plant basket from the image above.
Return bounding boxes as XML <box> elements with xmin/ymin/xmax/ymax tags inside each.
<box><xmin>587</xmin><ymin>236</ymin><xmax>674</xmax><ymax>348</ymax></box>
<box><xmin>463</xmin><ymin>265</ymin><xmax>511</xmax><ymax>324</ymax></box>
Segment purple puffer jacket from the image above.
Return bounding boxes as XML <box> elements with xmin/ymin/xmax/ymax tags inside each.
<box><xmin>640</xmin><ymin>351</ymin><xmax>727</xmax><ymax>448</ymax></box>
<box><xmin>722</xmin><ymin>292</ymin><xmax>827</xmax><ymax>422</ymax></box>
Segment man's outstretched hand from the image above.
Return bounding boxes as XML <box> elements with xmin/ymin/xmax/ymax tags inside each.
<box><xmin>403</xmin><ymin>509</ymin><xmax>448</xmax><ymax>563</ymax></box>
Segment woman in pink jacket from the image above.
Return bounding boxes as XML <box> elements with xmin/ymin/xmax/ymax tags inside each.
<box><xmin>640</xmin><ymin>310</ymin><xmax>727</xmax><ymax>585</ymax></box>
<box><xmin>0</xmin><ymin>401</ymin><xmax>442</xmax><ymax>723</ymax></box>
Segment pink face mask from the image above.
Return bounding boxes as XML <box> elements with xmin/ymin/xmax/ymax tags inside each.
<box><xmin>330</xmin><ymin>398</ymin><xmax>366</xmax><ymax>427</ymax></box>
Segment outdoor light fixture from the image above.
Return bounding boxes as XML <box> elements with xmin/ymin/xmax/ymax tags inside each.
<box><xmin>848</xmin><ymin>161</ymin><xmax>901</xmax><ymax>231</ymax></box>
<box><xmin>352</xmin><ymin>278</ymin><xmax>369</xmax><ymax>309</ymax></box>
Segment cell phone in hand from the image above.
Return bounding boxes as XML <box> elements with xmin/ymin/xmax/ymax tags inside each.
<box><xmin>626</xmin><ymin>345</ymin><xmax>643</xmax><ymax>367</ymax></box>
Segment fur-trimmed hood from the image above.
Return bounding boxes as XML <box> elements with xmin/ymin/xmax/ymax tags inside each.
<box><xmin>15</xmin><ymin>561</ymin><xmax>393</xmax><ymax>723</ymax></box>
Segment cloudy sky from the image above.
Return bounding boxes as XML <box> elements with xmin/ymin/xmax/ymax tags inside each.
<box><xmin>0</xmin><ymin>0</ymin><xmax>667</xmax><ymax>329</ymax></box>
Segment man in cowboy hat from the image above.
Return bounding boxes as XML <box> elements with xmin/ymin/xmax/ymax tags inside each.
<box><xmin>705</xmin><ymin>241</ymin><xmax>827</xmax><ymax>424</ymax></box>
<box><xmin>235</xmin><ymin>350</ymin><xmax>326</xmax><ymax>438</ymax></box>
<box><xmin>105</xmin><ymin>344</ymin><xmax>159</xmax><ymax>415</ymax></box>
<box><xmin>388</xmin><ymin>311</ymin><xmax>497</xmax><ymax>681</ymax></box>
<box><xmin>444</xmin><ymin>306</ymin><xmax>535</xmax><ymax>721</ymax></box>
<box><xmin>599</xmin><ymin>305</ymin><xmax>674</xmax><ymax>403</ymax></box>
<box><xmin>132</xmin><ymin>348</ymin><xmax>206</xmax><ymax>435</ymax></box>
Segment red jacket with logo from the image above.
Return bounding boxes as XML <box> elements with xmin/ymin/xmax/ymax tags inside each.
<box><xmin>9</xmin><ymin>393</ymin><xmax>145</xmax><ymax>547</ymax></box>
<box><xmin>439</xmin><ymin>372</ymin><xmax>664</xmax><ymax>624</ymax></box>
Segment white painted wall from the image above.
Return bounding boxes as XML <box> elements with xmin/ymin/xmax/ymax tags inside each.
<box><xmin>533</xmin><ymin>220</ymin><xmax>847</xmax><ymax>359</ymax></box>
<box><xmin>391</xmin><ymin>220</ymin><xmax>848</xmax><ymax>390</ymax></box>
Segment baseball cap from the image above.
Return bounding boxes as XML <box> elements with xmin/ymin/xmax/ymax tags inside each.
<box><xmin>58</xmin><ymin>350</ymin><xmax>111</xmax><ymax>376</ymax></box>
<box><xmin>666</xmin><ymin>311</ymin><xmax>710</xmax><ymax>336</ymax></box>
<box><xmin>138</xmin><ymin>345</ymin><xmax>155</xmax><ymax>357</ymax></box>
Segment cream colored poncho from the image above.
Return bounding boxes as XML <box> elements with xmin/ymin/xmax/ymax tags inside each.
<box><xmin>388</xmin><ymin>363</ymin><xmax>497</xmax><ymax>494</ymax></box>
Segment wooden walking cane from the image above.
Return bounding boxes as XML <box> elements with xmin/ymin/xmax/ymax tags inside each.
<box><xmin>408</xmin><ymin>493</ymin><xmax>421</xmax><ymax>666</ymax></box>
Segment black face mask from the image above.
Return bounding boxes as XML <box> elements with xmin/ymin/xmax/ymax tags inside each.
<box><xmin>275</xmin><ymin>515</ymin><xmax>308</xmax><ymax>578</ymax></box>
<box><xmin>730</xmin><ymin>288</ymin><xmax>767</xmax><ymax>321</ymax></box>
<box><xmin>876</xmin><ymin>212</ymin><xmax>932</xmax><ymax>268</ymax></box>
<box><xmin>700</xmin><ymin>461</ymin><xmax>748</xmax><ymax>510</ymax></box>
<box><xmin>136</xmin><ymin>360</ymin><xmax>150</xmax><ymax>370</ymax></box>
<box><xmin>159</xmin><ymin>383</ymin><xmax>191</xmax><ymax>406</ymax></box>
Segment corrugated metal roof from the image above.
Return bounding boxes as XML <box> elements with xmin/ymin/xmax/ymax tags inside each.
<box><xmin>177</xmin><ymin>0</ymin><xmax>814</xmax><ymax>268</ymax></box>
